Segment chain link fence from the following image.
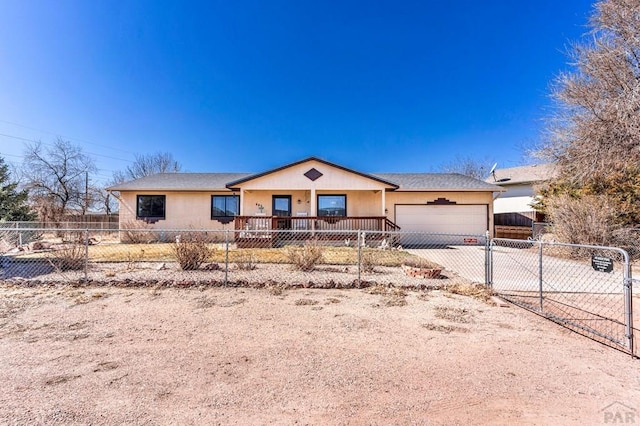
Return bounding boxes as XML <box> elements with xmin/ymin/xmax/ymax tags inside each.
<box><xmin>490</xmin><ymin>238</ymin><xmax>636</xmax><ymax>356</ymax></box>
<box><xmin>2</xmin><ymin>225</ymin><xmax>636</xmax><ymax>356</ymax></box>
<box><xmin>0</xmin><ymin>228</ymin><xmax>488</xmax><ymax>291</ymax></box>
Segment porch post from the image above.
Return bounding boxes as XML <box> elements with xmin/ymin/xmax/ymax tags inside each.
<box><xmin>239</xmin><ymin>189</ymin><xmax>245</xmax><ymax>215</ymax></box>
<box><xmin>310</xmin><ymin>189</ymin><xmax>316</xmax><ymax>215</ymax></box>
<box><xmin>310</xmin><ymin>189</ymin><xmax>316</xmax><ymax>232</ymax></box>
<box><xmin>381</xmin><ymin>189</ymin><xmax>386</xmax><ymax>216</ymax></box>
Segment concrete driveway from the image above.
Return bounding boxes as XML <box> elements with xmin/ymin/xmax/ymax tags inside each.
<box><xmin>409</xmin><ymin>244</ymin><xmax>628</xmax><ymax>295</ymax></box>
<box><xmin>407</xmin><ymin>245</ymin><xmax>488</xmax><ymax>284</ymax></box>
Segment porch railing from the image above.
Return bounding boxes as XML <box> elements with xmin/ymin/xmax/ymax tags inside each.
<box><xmin>234</xmin><ymin>216</ymin><xmax>400</xmax><ymax>232</ymax></box>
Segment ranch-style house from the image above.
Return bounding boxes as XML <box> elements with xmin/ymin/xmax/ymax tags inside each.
<box><xmin>107</xmin><ymin>157</ymin><xmax>501</xmax><ymax>246</ymax></box>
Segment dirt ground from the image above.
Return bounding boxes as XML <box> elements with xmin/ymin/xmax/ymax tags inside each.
<box><xmin>0</xmin><ymin>284</ymin><xmax>638</xmax><ymax>425</ymax></box>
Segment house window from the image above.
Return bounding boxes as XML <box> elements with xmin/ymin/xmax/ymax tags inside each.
<box><xmin>317</xmin><ymin>194</ymin><xmax>346</xmax><ymax>217</ymax></box>
<box><xmin>137</xmin><ymin>195</ymin><xmax>166</xmax><ymax>220</ymax></box>
<box><xmin>211</xmin><ymin>195</ymin><xmax>239</xmax><ymax>218</ymax></box>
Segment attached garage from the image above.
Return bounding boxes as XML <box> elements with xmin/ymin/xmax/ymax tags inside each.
<box><xmin>395</xmin><ymin>204</ymin><xmax>489</xmax><ymax>246</ymax></box>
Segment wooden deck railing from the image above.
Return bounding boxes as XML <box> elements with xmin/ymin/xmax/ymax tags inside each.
<box><xmin>234</xmin><ymin>216</ymin><xmax>400</xmax><ymax>232</ymax></box>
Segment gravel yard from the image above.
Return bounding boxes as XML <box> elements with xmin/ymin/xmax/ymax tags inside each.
<box><xmin>0</xmin><ymin>283</ymin><xmax>638</xmax><ymax>425</ymax></box>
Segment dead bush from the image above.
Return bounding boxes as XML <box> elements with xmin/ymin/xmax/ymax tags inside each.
<box><xmin>50</xmin><ymin>244</ymin><xmax>85</xmax><ymax>271</ymax></box>
<box><xmin>235</xmin><ymin>253</ymin><xmax>257</xmax><ymax>270</ymax></box>
<box><xmin>121</xmin><ymin>220</ymin><xmax>159</xmax><ymax>244</ymax></box>
<box><xmin>546</xmin><ymin>194</ymin><xmax>620</xmax><ymax>247</ymax></box>
<box><xmin>360</xmin><ymin>250</ymin><xmax>378</xmax><ymax>273</ymax></box>
<box><xmin>286</xmin><ymin>240</ymin><xmax>324</xmax><ymax>271</ymax></box>
<box><xmin>172</xmin><ymin>232</ymin><xmax>213</xmax><ymax>270</ymax></box>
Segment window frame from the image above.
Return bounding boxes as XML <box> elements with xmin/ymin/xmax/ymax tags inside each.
<box><xmin>317</xmin><ymin>194</ymin><xmax>347</xmax><ymax>217</ymax></box>
<box><xmin>211</xmin><ymin>194</ymin><xmax>240</xmax><ymax>220</ymax></box>
<box><xmin>136</xmin><ymin>194</ymin><xmax>166</xmax><ymax>221</ymax></box>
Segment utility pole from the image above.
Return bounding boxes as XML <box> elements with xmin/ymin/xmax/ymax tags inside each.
<box><xmin>84</xmin><ymin>171</ymin><xmax>89</xmax><ymax>217</ymax></box>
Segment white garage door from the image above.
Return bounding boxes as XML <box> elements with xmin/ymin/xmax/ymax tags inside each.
<box><xmin>395</xmin><ymin>204</ymin><xmax>488</xmax><ymax>246</ymax></box>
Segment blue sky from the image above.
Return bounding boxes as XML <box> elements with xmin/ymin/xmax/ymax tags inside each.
<box><xmin>0</xmin><ymin>0</ymin><xmax>595</xmax><ymax>183</ymax></box>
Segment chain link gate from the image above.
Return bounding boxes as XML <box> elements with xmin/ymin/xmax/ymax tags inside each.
<box><xmin>489</xmin><ymin>238</ymin><xmax>635</xmax><ymax>356</ymax></box>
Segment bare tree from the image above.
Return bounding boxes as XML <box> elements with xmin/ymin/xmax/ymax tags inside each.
<box><xmin>92</xmin><ymin>187</ymin><xmax>118</xmax><ymax>216</ymax></box>
<box><xmin>112</xmin><ymin>152</ymin><xmax>182</xmax><ymax>184</ymax></box>
<box><xmin>439</xmin><ymin>155</ymin><xmax>494</xmax><ymax>180</ymax></box>
<box><xmin>22</xmin><ymin>139</ymin><xmax>97</xmax><ymax>222</ymax></box>
<box><xmin>536</xmin><ymin>0</ymin><xmax>640</xmax><ymax>241</ymax></box>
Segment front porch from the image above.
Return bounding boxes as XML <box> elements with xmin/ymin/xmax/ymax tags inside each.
<box><xmin>234</xmin><ymin>215</ymin><xmax>401</xmax><ymax>248</ymax></box>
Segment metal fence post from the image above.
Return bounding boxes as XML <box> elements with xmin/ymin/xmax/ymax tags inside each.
<box><xmin>17</xmin><ymin>222</ymin><xmax>22</xmax><ymax>247</ymax></box>
<box><xmin>485</xmin><ymin>230</ymin><xmax>490</xmax><ymax>287</ymax></box>
<box><xmin>224</xmin><ymin>229</ymin><xmax>229</xmax><ymax>286</ymax></box>
<box><xmin>622</xmin><ymin>250</ymin><xmax>634</xmax><ymax>356</ymax></box>
<box><xmin>538</xmin><ymin>240</ymin><xmax>543</xmax><ymax>312</ymax></box>
<box><xmin>84</xmin><ymin>228</ymin><xmax>89</xmax><ymax>282</ymax></box>
<box><xmin>357</xmin><ymin>229</ymin><xmax>361</xmax><ymax>284</ymax></box>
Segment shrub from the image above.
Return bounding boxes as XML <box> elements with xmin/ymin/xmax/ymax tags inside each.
<box><xmin>360</xmin><ymin>250</ymin><xmax>378</xmax><ymax>273</ymax></box>
<box><xmin>235</xmin><ymin>253</ymin><xmax>257</xmax><ymax>270</ymax></box>
<box><xmin>545</xmin><ymin>194</ymin><xmax>620</xmax><ymax>247</ymax></box>
<box><xmin>121</xmin><ymin>220</ymin><xmax>159</xmax><ymax>244</ymax></box>
<box><xmin>172</xmin><ymin>232</ymin><xmax>213</xmax><ymax>270</ymax></box>
<box><xmin>50</xmin><ymin>243</ymin><xmax>85</xmax><ymax>271</ymax></box>
<box><xmin>287</xmin><ymin>240</ymin><xmax>324</xmax><ymax>271</ymax></box>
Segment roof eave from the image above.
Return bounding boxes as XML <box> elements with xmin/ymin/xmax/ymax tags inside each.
<box><xmin>394</xmin><ymin>187</ymin><xmax>504</xmax><ymax>192</ymax></box>
<box><xmin>225</xmin><ymin>156</ymin><xmax>400</xmax><ymax>189</ymax></box>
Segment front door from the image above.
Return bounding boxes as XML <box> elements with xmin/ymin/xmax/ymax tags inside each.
<box><xmin>272</xmin><ymin>195</ymin><xmax>292</xmax><ymax>229</ymax></box>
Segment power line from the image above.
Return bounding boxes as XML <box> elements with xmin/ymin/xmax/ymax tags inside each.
<box><xmin>0</xmin><ymin>132</ymin><xmax>133</xmax><ymax>163</ymax></box>
<box><xmin>0</xmin><ymin>118</ymin><xmax>138</xmax><ymax>156</ymax></box>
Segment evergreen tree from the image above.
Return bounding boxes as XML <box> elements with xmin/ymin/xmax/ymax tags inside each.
<box><xmin>0</xmin><ymin>157</ymin><xmax>36</xmax><ymax>221</ymax></box>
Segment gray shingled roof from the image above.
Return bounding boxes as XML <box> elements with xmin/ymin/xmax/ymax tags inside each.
<box><xmin>107</xmin><ymin>173</ymin><xmax>251</xmax><ymax>191</ymax></box>
<box><xmin>372</xmin><ymin>173</ymin><xmax>500</xmax><ymax>191</ymax></box>
<box><xmin>108</xmin><ymin>171</ymin><xmax>500</xmax><ymax>192</ymax></box>
<box><xmin>485</xmin><ymin>163</ymin><xmax>556</xmax><ymax>185</ymax></box>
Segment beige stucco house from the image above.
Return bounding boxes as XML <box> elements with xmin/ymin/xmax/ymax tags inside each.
<box><xmin>108</xmin><ymin>157</ymin><xmax>500</xmax><ymax>245</ymax></box>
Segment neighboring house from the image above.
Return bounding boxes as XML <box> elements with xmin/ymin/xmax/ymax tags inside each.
<box><xmin>486</xmin><ymin>163</ymin><xmax>557</xmax><ymax>238</ymax></box>
<box><xmin>107</xmin><ymin>157</ymin><xmax>500</xmax><ymax>246</ymax></box>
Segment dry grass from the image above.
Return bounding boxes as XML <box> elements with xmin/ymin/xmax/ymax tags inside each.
<box><xmin>445</xmin><ymin>282</ymin><xmax>492</xmax><ymax>302</ymax></box>
<box><xmin>422</xmin><ymin>323</ymin><xmax>469</xmax><ymax>333</ymax></box>
<box><xmin>294</xmin><ymin>298</ymin><xmax>319</xmax><ymax>306</ymax></box>
<box><xmin>365</xmin><ymin>285</ymin><xmax>408</xmax><ymax>306</ymax></box>
<box><xmin>17</xmin><ymin>243</ymin><xmax>421</xmax><ymax>268</ymax></box>
<box><xmin>434</xmin><ymin>306</ymin><xmax>474</xmax><ymax>323</ymax></box>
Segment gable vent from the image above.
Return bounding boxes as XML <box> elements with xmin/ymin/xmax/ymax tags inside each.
<box><xmin>304</xmin><ymin>168</ymin><xmax>323</xmax><ymax>181</ymax></box>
